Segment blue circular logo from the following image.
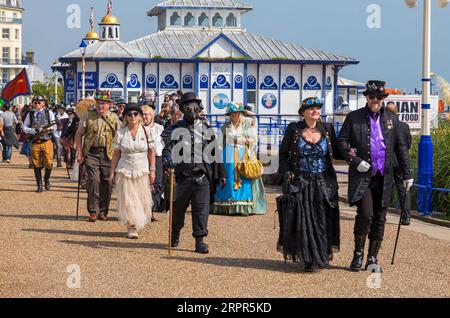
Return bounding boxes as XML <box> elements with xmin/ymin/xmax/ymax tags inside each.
<box><xmin>106</xmin><ymin>74</ymin><xmax>118</xmax><ymax>85</ymax></box>
<box><xmin>183</xmin><ymin>75</ymin><xmax>192</xmax><ymax>85</ymax></box>
<box><xmin>326</xmin><ymin>76</ymin><xmax>332</xmax><ymax>86</ymax></box>
<box><xmin>213</xmin><ymin>93</ymin><xmax>229</xmax><ymax>109</ymax></box>
<box><xmin>200</xmin><ymin>74</ymin><xmax>208</xmax><ymax>83</ymax></box>
<box><xmin>285</xmin><ymin>76</ymin><xmax>296</xmax><ymax>87</ymax></box>
<box><xmin>248</xmin><ymin>76</ymin><xmax>255</xmax><ymax>84</ymax></box>
<box><xmin>307</xmin><ymin>76</ymin><xmax>318</xmax><ymax>86</ymax></box>
<box><xmin>165</xmin><ymin>75</ymin><xmax>175</xmax><ymax>85</ymax></box>
<box><xmin>261</xmin><ymin>93</ymin><xmax>277</xmax><ymax>109</ymax></box>
<box><xmin>217</xmin><ymin>75</ymin><xmax>227</xmax><ymax>86</ymax></box>
<box><xmin>264</xmin><ymin>76</ymin><xmax>274</xmax><ymax>86</ymax></box>
<box><xmin>129</xmin><ymin>74</ymin><xmax>138</xmax><ymax>87</ymax></box>
<box><xmin>235</xmin><ymin>75</ymin><xmax>242</xmax><ymax>84</ymax></box>
<box><xmin>146</xmin><ymin>75</ymin><xmax>156</xmax><ymax>85</ymax></box>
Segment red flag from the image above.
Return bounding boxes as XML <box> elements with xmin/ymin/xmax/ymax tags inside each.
<box><xmin>0</xmin><ymin>68</ymin><xmax>31</xmax><ymax>104</ymax></box>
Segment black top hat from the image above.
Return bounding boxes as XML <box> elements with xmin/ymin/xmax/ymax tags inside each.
<box><xmin>176</xmin><ymin>92</ymin><xmax>202</xmax><ymax>109</ymax></box>
<box><xmin>363</xmin><ymin>80</ymin><xmax>389</xmax><ymax>97</ymax></box>
<box><xmin>32</xmin><ymin>95</ymin><xmax>46</xmax><ymax>102</ymax></box>
<box><xmin>299</xmin><ymin>97</ymin><xmax>323</xmax><ymax>115</ymax></box>
<box><xmin>123</xmin><ymin>102</ymin><xmax>143</xmax><ymax>116</ymax></box>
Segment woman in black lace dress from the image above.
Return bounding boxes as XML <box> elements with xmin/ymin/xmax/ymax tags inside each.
<box><xmin>278</xmin><ymin>97</ymin><xmax>341</xmax><ymax>272</ymax></box>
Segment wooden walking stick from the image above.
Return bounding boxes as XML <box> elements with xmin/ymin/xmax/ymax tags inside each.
<box><xmin>168</xmin><ymin>168</ymin><xmax>175</xmax><ymax>256</ymax></box>
<box><xmin>391</xmin><ymin>188</ymin><xmax>410</xmax><ymax>265</ymax></box>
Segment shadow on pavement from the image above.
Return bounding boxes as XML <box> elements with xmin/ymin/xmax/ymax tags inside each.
<box><xmin>0</xmin><ymin>213</ymin><xmax>84</xmax><ymax>221</ymax></box>
<box><xmin>164</xmin><ymin>256</ymin><xmax>352</xmax><ymax>273</ymax></box>
<box><xmin>23</xmin><ymin>228</ymin><xmax>126</xmax><ymax>238</ymax></box>
<box><xmin>162</xmin><ymin>255</ymin><xmax>312</xmax><ymax>273</ymax></box>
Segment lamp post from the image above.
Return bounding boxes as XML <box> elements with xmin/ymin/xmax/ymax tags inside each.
<box><xmin>79</xmin><ymin>39</ymin><xmax>88</xmax><ymax>100</ymax></box>
<box><xmin>405</xmin><ymin>0</ymin><xmax>448</xmax><ymax>215</ymax></box>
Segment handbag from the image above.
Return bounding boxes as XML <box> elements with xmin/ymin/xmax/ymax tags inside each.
<box><xmin>236</xmin><ymin>143</ymin><xmax>263</xmax><ymax>180</ymax></box>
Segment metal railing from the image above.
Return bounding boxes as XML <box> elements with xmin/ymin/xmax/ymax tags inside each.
<box><xmin>206</xmin><ymin>114</ymin><xmax>344</xmax><ymax>144</ymax></box>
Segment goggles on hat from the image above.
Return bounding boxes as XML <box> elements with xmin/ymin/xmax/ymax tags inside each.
<box><xmin>304</xmin><ymin>98</ymin><xmax>321</xmax><ymax>106</ymax></box>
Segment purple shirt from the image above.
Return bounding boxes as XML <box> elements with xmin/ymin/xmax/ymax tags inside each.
<box><xmin>370</xmin><ymin>113</ymin><xmax>386</xmax><ymax>176</ymax></box>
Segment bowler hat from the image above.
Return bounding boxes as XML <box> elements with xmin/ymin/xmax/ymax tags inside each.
<box><xmin>176</xmin><ymin>92</ymin><xmax>202</xmax><ymax>109</ymax></box>
<box><xmin>299</xmin><ymin>97</ymin><xmax>323</xmax><ymax>115</ymax></box>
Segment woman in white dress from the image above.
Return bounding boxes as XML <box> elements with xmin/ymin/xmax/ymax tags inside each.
<box><xmin>109</xmin><ymin>103</ymin><xmax>156</xmax><ymax>239</ymax></box>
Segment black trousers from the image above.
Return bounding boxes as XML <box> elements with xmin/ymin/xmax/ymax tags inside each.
<box><xmin>394</xmin><ymin>169</ymin><xmax>411</xmax><ymax>219</ymax></box>
<box><xmin>354</xmin><ymin>172</ymin><xmax>388</xmax><ymax>241</ymax></box>
<box><xmin>152</xmin><ymin>156</ymin><xmax>165</xmax><ymax>212</ymax></box>
<box><xmin>172</xmin><ymin>175</ymin><xmax>210</xmax><ymax>238</ymax></box>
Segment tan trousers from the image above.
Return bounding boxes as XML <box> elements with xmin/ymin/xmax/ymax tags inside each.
<box><xmin>31</xmin><ymin>140</ymin><xmax>54</xmax><ymax>169</ymax></box>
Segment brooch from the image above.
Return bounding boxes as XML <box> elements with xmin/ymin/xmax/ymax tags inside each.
<box><xmin>387</xmin><ymin>120</ymin><xmax>393</xmax><ymax>130</ymax></box>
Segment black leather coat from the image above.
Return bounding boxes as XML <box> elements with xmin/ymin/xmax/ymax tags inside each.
<box><xmin>337</xmin><ymin>106</ymin><xmax>412</xmax><ymax>208</ymax></box>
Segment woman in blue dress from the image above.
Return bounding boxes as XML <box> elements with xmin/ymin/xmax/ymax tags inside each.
<box><xmin>278</xmin><ymin>97</ymin><xmax>341</xmax><ymax>272</ymax></box>
<box><xmin>212</xmin><ymin>102</ymin><xmax>266</xmax><ymax>215</ymax></box>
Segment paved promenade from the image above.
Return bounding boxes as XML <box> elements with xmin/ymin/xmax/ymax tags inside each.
<box><xmin>0</xmin><ymin>152</ymin><xmax>448</xmax><ymax>298</ymax></box>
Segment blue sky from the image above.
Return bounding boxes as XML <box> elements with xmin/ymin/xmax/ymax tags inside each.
<box><xmin>22</xmin><ymin>0</ymin><xmax>449</xmax><ymax>91</ymax></box>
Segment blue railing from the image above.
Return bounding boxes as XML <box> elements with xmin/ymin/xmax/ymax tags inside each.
<box><xmin>205</xmin><ymin>114</ymin><xmax>344</xmax><ymax>143</ymax></box>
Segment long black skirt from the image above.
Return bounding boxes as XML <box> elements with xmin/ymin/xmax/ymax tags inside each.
<box><xmin>277</xmin><ymin>174</ymin><xmax>340</xmax><ymax>268</ymax></box>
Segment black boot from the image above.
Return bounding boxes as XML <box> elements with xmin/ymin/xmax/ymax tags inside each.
<box><xmin>365</xmin><ymin>240</ymin><xmax>383</xmax><ymax>273</ymax></box>
<box><xmin>304</xmin><ymin>262</ymin><xmax>315</xmax><ymax>273</ymax></box>
<box><xmin>195</xmin><ymin>237</ymin><xmax>209</xmax><ymax>254</ymax></box>
<box><xmin>350</xmin><ymin>235</ymin><xmax>366</xmax><ymax>272</ymax></box>
<box><xmin>171</xmin><ymin>230</ymin><xmax>180</xmax><ymax>248</ymax></box>
<box><xmin>401</xmin><ymin>214</ymin><xmax>411</xmax><ymax>226</ymax></box>
<box><xmin>44</xmin><ymin>168</ymin><xmax>52</xmax><ymax>191</ymax></box>
<box><xmin>34</xmin><ymin>168</ymin><xmax>43</xmax><ymax>193</ymax></box>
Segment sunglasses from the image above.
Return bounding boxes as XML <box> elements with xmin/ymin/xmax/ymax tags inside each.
<box><xmin>126</xmin><ymin>111</ymin><xmax>140</xmax><ymax>118</ymax></box>
<box><xmin>368</xmin><ymin>94</ymin><xmax>386</xmax><ymax>101</ymax></box>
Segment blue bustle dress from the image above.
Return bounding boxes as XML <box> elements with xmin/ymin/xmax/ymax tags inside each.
<box><xmin>277</xmin><ymin>135</ymin><xmax>338</xmax><ymax>268</ymax></box>
<box><xmin>213</xmin><ymin>119</ymin><xmax>267</xmax><ymax>215</ymax></box>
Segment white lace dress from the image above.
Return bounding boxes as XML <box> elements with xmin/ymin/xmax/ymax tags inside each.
<box><xmin>113</xmin><ymin>126</ymin><xmax>154</xmax><ymax>230</ymax></box>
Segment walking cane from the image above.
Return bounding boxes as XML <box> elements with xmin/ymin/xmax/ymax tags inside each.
<box><xmin>391</xmin><ymin>188</ymin><xmax>410</xmax><ymax>265</ymax></box>
<box><xmin>168</xmin><ymin>168</ymin><xmax>175</xmax><ymax>256</ymax></box>
<box><xmin>76</xmin><ymin>162</ymin><xmax>82</xmax><ymax>221</ymax></box>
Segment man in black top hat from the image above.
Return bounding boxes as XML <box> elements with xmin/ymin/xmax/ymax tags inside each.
<box><xmin>161</xmin><ymin>92</ymin><xmax>226</xmax><ymax>254</ymax></box>
<box><xmin>338</xmin><ymin>80</ymin><xmax>413</xmax><ymax>272</ymax></box>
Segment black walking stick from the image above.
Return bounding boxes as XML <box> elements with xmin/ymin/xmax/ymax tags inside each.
<box><xmin>76</xmin><ymin>162</ymin><xmax>83</xmax><ymax>221</ymax></box>
<box><xmin>391</xmin><ymin>188</ymin><xmax>410</xmax><ymax>265</ymax></box>
<box><xmin>168</xmin><ymin>168</ymin><xmax>175</xmax><ymax>256</ymax></box>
